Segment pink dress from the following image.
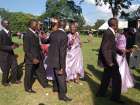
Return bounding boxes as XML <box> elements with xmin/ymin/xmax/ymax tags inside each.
<box><xmin>66</xmin><ymin>32</ymin><xmax>84</xmax><ymax>81</ymax></box>
<box><xmin>116</xmin><ymin>34</ymin><xmax>134</xmax><ymax>93</ymax></box>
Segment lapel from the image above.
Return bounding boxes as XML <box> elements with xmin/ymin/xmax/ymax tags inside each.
<box><xmin>2</xmin><ymin>29</ymin><xmax>10</xmax><ymax>37</ymax></box>
<box><xmin>29</xmin><ymin>30</ymin><xmax>40</xmax><ymax>45</ymax></box>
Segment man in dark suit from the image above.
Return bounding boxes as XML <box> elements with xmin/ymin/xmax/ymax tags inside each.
<box><xmin>0</xmin><ymin>19</ymin><xmax>21</xmax><ymax>86</ymax></box>
<box><xmin>125</xmin><ymin>28</ymin><xmax>136</xmax><ymax>65</ymax></box>
<box><xmin>134</xmin><ymin>27</ymin><xmax>140</xmax><ymax>68</ymax></box>
<box><xmin>46</xmin><ymin>18</ymin><xmax>72</xmax><ymax>101</ymax></box>
<box><xmin>23</xmin><ymin>19</ymin><xmax>48</xmax><ymax>93</ymax></box>
<box><xmin>97</xmin><ymin>18</ymin><xmax>123</xmax><ymax>104</ymax></box>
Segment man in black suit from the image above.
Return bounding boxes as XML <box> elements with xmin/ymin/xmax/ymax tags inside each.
<box><xmin>46</xmin><ymin>18</ymin><xmax>72</xmax><ymax>101</ymax></box>
<box><xmin>134</xmin><ymin>27</ymin><xmax>140</xmax><ymax>68</ymax></box>
<box><xmin>23</xmin><ymin>19</ymin><xmax>48</xmax><ymax>93</ymax></box>
<box><xmin>97</xmin><ymin>18</ymin><xmax>123</xmax><ymax>104</ymax></box>
<box><xmin>0</xmin><ymin>19</ymin><xmax>21</xmax><ymax>86</ymax></box>
<box><xmin>125</xmin><ymin>28</ymin><xmax>136</xmax><ymax>65</ymax></box>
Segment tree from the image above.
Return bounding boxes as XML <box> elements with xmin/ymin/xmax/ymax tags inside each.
<box><xmin>80</xmin><ymin>0</ymin><xmax>133</xmax><ymax>18</ymax></box>
<box><xmin>9</xmin><ymin>12</ymin><xmax>36</xmax><ymax>32</ymax></box>
<box><xmin>94</xmin><ymin>19</ymin><xmax>105</xmax><ymax>29</ymax></box>
<box><xmin>39</xmin><ymin>0</ymin><xmax>85</xmax><ymax>27</ymax></box>
<box><xmin>0</xmin><ymin>8</ymin><xmax>36</xmax><ymax>32</ymax></box>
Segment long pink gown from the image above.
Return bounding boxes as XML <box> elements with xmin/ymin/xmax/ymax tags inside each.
<box><xmin>66</xmin><ymin>32</ymin><xmax>84</xmax><ymax>81</ymax></box>
<box><xmin>116</xmin><ymin>34</ymin><xmax>134</xmax><ymax>93</ymax></box>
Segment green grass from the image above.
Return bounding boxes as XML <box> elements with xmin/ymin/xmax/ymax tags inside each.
<box><xmin>0</xmin><ymin>36</ymin><xmax>140</xmax><ymax>105</ymax></box>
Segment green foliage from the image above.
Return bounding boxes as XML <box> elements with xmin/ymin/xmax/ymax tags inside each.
<box><xmin>0</xmin><ymin>8</ymin><xmax>36</xmax><ymax>32</ymax></box>
<box><xmin>40</xmin><ymin>0</ymin><xmax>85</xmax><ymax>27</ymax></box>
<box><xmin>94</xmin><ymin>19</ymin><xmax>105</xmax><ymax>29</ymax></box>
<box><xmin>80</xmin><ymin>0</ymin><xmax>134</xmax><ymax>17</ymax></box>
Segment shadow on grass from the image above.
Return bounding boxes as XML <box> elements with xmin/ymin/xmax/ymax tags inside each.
<box><xmin>87</xmin><ymin>64</ymin><xmax>102</xmax><ymax>81</ymax></box>
<box><xmin>133</xmin><ymin>74</ymin><xmax>140</xmax><ymax>91</ymax></box>
<box><xmin>83</xmin><ymin>41</ymin><xmax>88</xmax><ymax>43</ymax></box>
<box><xmin>92</xmin><ymin>49</ymin><xmax>99</xmax><ymax>52</ymax></box>
<box><xmin>135</xmin><ymin>69</ymin><xmax>140</xmax><ymax>74</ymax></box>
<box><xmin>39</xmin><ymin>103</ymin><xmax>45</xmax><ymax>105</ymax></box>
<box><xmin>85</xmin><ymin>65</ymin><xmax>140</xmax><ymax>105</ymax></box>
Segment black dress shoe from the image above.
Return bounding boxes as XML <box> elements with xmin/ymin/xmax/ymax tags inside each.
<box><xmin>59</xmin><ymin>96</ymin><xmax>72</xmax><ymax>102</ymax></box>
<box><xmin>11</xmin><ymin>81</ymin><xmax>22</xmax><ymax>84</ymax></box>
<box><xmin>96</xmin><ymin>93</ymin><xmax>106</xmax><ymax>97</ymax></box>
<box><xmin>25</xmin><ymin>89</ymin><xmax>36</xmax><ymax>93</ymax></box>
<box><xmin>110</xmin><ymin>98</ymin><xmax>125</xmax><ymax>104</ymax></box>
<box><xmin>2</xmin><ymin>83</ymin><xmax>11</xmax><ymax>86</ymax></box>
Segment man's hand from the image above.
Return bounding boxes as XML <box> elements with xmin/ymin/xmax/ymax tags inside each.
<box><xmin>32</xmin><ymin>58</ymin><xmax>40</xmax><ymax>64</ymax></box>
<box><xmin>14</xmin><ymin>43</ymin><xmax>19</xmax><ymax>47</ymax></box>
<box><xmin>109</xmin><ymin>63</ymin><xmax>114</xmax><ymax>67</ymax></box>
<box><xmin>11</xmin><ymin>44</ymin><xmax>17</xmax><ymax>49</ymax></box>
<box><xmin>57</xmin><ymin>68</ymin><xmax>64</xmax><ymax>75</ymax></box>
<box><xmin>15</xmin><ymin>54</ymin><xmax>19</xmax><ymax>58</ymax></box>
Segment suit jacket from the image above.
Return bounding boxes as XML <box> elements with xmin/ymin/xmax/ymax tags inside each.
<box><xmin>46</xmin><ymin>30</ymin><xmax>68</xmax><ymax>70</ymax></box>
<box><xmin>135</xmin><ymin>30</ymin><xmax>140</xmax><ymax>47</ymax></box>
<box><xmin>0</xmin><ymin>29</ymin><xmax>14</xmax><ymax>62</ymax></box>
<box><xmin>23</xmin><ymin>29</ymin><xmax>43</xmax><ymax>64</ymax></box>
<box><xmin>126</xmin><ymin>34</ymin><xmax>135</xmax><ymax>49</ymax></box>
<box><xmin>98</xmin><ymin>28</ymin><xmax>117</xmax><ymax>68</ymax></box>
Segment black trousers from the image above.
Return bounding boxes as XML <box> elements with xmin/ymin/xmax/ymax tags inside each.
<box><xmin>24</xmin><ymin>62</ymin><xmax>48</xmax><ymax>91</ymax></box>
<box><xmin>97</xmin><ymin>64</ymin><xmax>122</xmax><ymax>100</ymax></box>
<box><xmin>126</xmin><ymin>52</ymin><xmax>130</xmax><ymax>65</ymax></box>
<box><xmin>53</xmin><ymin>69</ymin><xmax>67</xmax><ymax>98</ymax></box>
<box><xmin>0</xmin><ymin>55</ymin><xmax>18</xmax><ymax>84</ymax></box>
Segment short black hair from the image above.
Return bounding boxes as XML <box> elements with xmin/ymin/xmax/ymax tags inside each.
<box><xmin>1</xmin><ymin>19</ymin><xmax>9</xmax><ymax>26</ymax></box>
<box><xmin>28</xmin><ymin>19</ymin><xmax>38</xmax><ymax>27</ymax></box>
<box><xmin>108</xmin><ymin>18</ymin><xmax>118</xmax><ymax>27</ymax></box>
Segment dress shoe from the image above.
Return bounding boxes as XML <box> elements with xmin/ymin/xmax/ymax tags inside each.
<box><xmin>96</xmin><ymin>93</ymin><xmax>107</xmax><ymax>97</ymax></box>
<box><xmin>110</xmin><ymin>98</ymin><xmax>125</xmax><ymax>104</ymax></box>
<box><xmin>59</xmin><ymin>96</ymin><xmax>72</xmax><ymax>102</ymax></box>
<box><xmin>25</xmin><ymin>89</ymin><xmax>36</xmax><ymax>93</ymax></box>
<box><xmin>2</xmin><ymin>83</ymin><xmax>11</xmax><ymax>86</ymax></box>
<box><xmin>11</xmin><ymin>80</ymin><xmax>22</xmax><ymax>84</ymax></box>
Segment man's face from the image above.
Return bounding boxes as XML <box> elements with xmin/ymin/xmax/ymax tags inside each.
<box><xmin>2</xmin><ymin>20</ymin><xmax>9</xmax><ymax>29</ymax></box>
<box><xmin>112</xmin><ymin>20</ymin><xmax>118</xmax><ymax>32</ymax></box>
<box><xmin>31</xmin><ymin>21</ymin><xmax>37</xmax><ymax>30</ymax></box>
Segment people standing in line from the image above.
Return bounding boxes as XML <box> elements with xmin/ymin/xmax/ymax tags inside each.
<box><xmin>0</xmin><ymin>19</ymin><xmax>22</xmax><ymax>86</ymax></box>
<box><xmin>46</xmin><ymin>18</ymin><xmax>72</xmax><ymax>101</ymax></box>
<box><xmin>66</xmin><ymin>22</ymin><xmax>84</xmax><ymax>83</ymax></box>
<box><xmin>23</xmin><ymin>19</ymin><xmax>48</xmax><ymax>93</ymax></box>
<box><xmin>97</xmin><ymin>18</ymin><xmax>124</xmax><ymax>104</ymax></box>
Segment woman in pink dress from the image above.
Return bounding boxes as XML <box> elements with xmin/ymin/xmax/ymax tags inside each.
<box><xmin>116</xmin><ymin>33</ymin><xmax>134</xmax><ymax>93</ymax></box>
<box><xmin>66</xmin><ymin>23</ymin><xmax>84</xmax><ymax>83</ymax></box>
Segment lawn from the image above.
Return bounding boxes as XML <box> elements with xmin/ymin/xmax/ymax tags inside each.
<box><xmin>0</xmin><ymin>36</ymin><xmax>140</xmax><ymax>105</ymax></box>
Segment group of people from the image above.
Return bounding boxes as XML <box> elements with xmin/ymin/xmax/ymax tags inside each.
<box><xmin>0</xmin><ymin>17</ymin><xmax>140</xmax><ymax>104</ymax></box>
<box><xmin>96</xmin><ymin>18</ymin><xmax>140</xmax><ymax>104</ymax></box>
<box><xmin>0</xmin><ymin>18</ymin><xmax>84</xmax><ymax>102</ymax></box>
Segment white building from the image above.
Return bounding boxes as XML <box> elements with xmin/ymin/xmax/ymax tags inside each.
<box><xmin>98</xmin><ymin>20</ymin><xmax>128</xmax><ymax>30</ymax></box>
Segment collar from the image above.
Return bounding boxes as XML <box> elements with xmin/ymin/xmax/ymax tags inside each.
<box><xmin>59</xmin><ymin>28</ymin><xmax>65</xmax><ymax>32</ymax></box>
<box><xmin>109</xmin><ymin>27</ymin><xmax>115</xmax><ymax>35</ymax></box>
<box><xmin>2</xmin><ymin>28</ymin><xmax>9</xmax><ymax>34</ymax></box>
<box><xmin>29</xmin><ymin>28</ymin><xmax>36</xmax><ymax>34</ymax></box>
